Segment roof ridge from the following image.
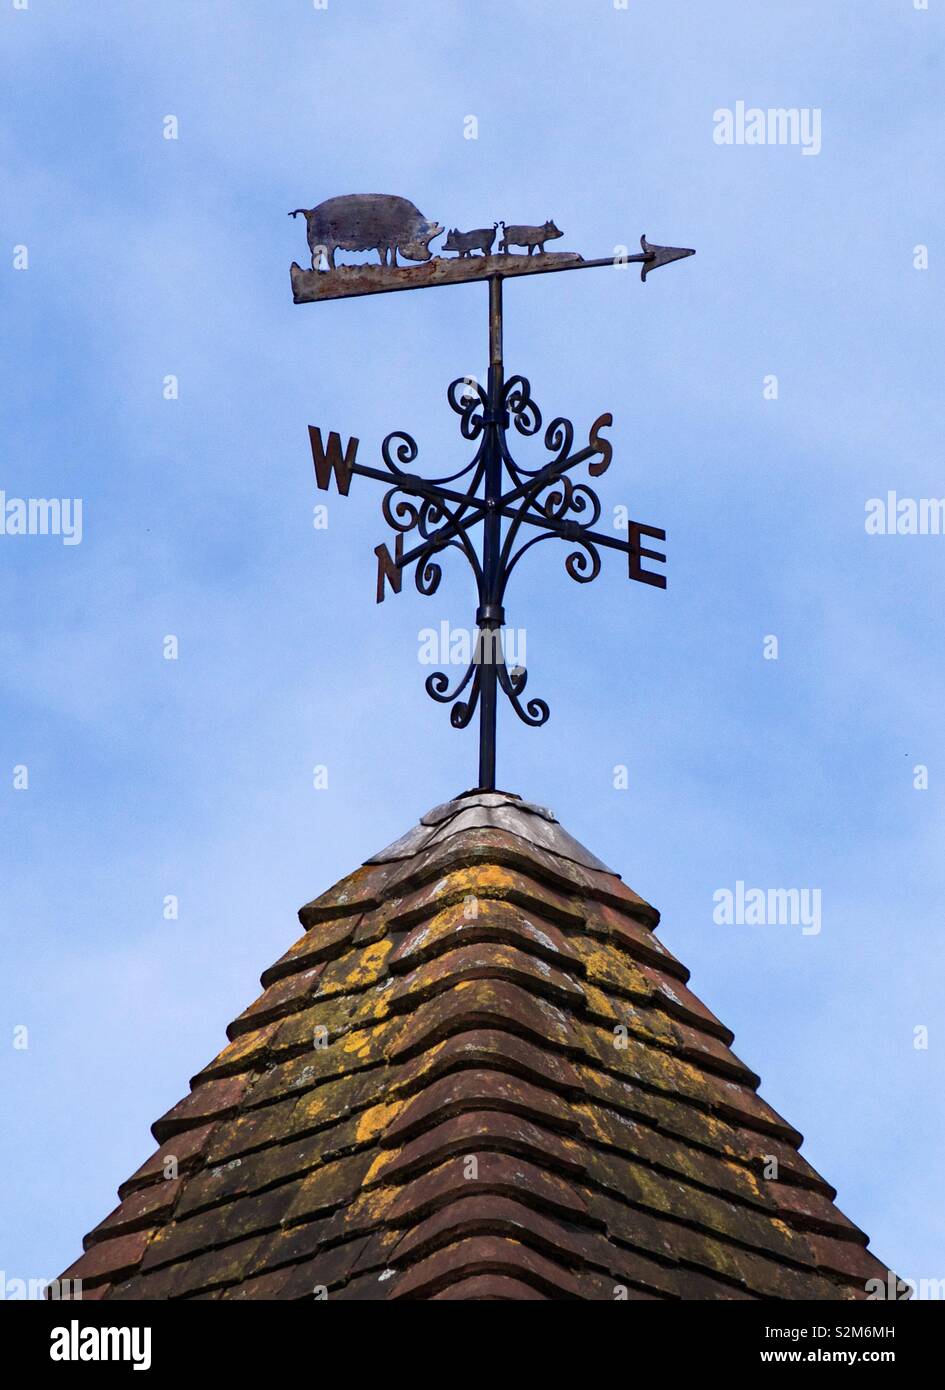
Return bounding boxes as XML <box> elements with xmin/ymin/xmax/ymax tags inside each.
<box><xmin>365</xmin><ymin>789</ymin><xmax>617</xmax><ymax>876</ymax></box>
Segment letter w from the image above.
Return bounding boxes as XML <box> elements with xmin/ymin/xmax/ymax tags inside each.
<box><xmin>309</xmin><ymin>427</ymin><xmax>358</xmax><ymax>495</ymax></box>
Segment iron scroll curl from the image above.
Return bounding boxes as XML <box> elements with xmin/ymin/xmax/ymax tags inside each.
<box><xmin>364</xmin><ymin>376</ymin><xmax>620</xmax><ymax>737</ymax></box>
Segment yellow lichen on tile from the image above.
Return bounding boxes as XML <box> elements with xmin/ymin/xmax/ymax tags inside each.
<box><xmin>362</xmin><ymin>1149</ymin><xmax>399</xmax><ymax>1187</ymax></box>
<box><xmin>355</xmin><ymin>1099</ymin><xmax>404</xmax><ymax>1145</ymax></box>
<box><xmin>582</xmin><ymin>982</ymin><xmax>618</xmax><ymax>1022</ymax></box>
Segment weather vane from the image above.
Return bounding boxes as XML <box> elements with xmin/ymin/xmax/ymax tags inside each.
<box><xmin>290</xmin><ymin>193</ymin><xmax>694</xmax><ymax>792</ymax></box>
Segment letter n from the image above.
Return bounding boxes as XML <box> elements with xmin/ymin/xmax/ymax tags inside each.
<box><xmin>375</xmin><ymin>533</ymin><xmax>404</xmax><ymax>603</ymax></box>
<box><xmin>309</xmin><ymin>427</ymin><xmax>358</xmax><ymax>495</ymax></box>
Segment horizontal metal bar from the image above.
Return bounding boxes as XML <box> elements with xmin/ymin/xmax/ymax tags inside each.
<box><xmin>497</xmin><ymin>444</ymin><xmax>597</xmax><ymax>508</ymax></box>
<box><xmin>394</xmin><ymin>499</ymin><xmax>643</xmax><ymax>574</ymax></box>
<box><xmin>395</xmin><ymin>504</ymin><xmax>488</xmax><ymax>569</ymax></box>
<box><xmin>349</xmin><ymin>461</ymin><xmax>474</xmax><ymax>511</ymax></box>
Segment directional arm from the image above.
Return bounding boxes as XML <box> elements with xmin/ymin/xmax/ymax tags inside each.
<box><xmin>292</xmin><ymin>233</ymin><xmax>695</xmax><ymax>304</ymax></box>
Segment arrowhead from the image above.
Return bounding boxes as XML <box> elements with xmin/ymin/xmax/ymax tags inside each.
<box><xmin>639</xmin><ymin>235</ymin><xmax>696</xmax><ymax>282</ymax></box>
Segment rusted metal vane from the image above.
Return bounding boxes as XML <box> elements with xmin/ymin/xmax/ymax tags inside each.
<box><xmin>294</xmin><ymin>194</ymin><xmax>694</xmax><ymax>790</ymax></box>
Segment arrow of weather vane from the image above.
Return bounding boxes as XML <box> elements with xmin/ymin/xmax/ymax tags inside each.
<box><xmin>291</xmin><ymin>195</ymin><xmax>694</xmax><ymax>791</ymax></box>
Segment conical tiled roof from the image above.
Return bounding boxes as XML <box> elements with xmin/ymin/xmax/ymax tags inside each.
<box><xmin>58</xmin><ymin>791</ymin><xmax>896</xmax><ymax>1301</ymax></box>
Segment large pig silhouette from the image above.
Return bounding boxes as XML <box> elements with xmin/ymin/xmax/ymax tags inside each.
<box><xmin>289</xmin><ymin>195</ymin><xmax>444</xmax><ymax>270</ymax></box>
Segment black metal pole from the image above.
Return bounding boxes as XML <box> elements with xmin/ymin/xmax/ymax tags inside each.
<box><xmin>477</xmin><ymin>276</ymin><xmax>504</xmax><ymax>791</ymax></box>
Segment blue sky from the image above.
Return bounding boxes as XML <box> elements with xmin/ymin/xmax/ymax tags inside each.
<box><xmin>1</xmin><ymin>0</ymin><xmax>942</xmax><ymax>1293</ymax></box>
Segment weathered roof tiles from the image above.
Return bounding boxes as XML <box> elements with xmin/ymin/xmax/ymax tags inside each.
<box><xmin>56</xmin><ymin>789</ymin><xmax>898</xmax><ymax>1301</ymax></box>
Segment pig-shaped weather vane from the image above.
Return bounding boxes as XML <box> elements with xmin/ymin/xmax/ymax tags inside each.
<box><xmin>290</xmin><ymin>192</ymin><xmax>694</xmax><ymax>790</ymax></box>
